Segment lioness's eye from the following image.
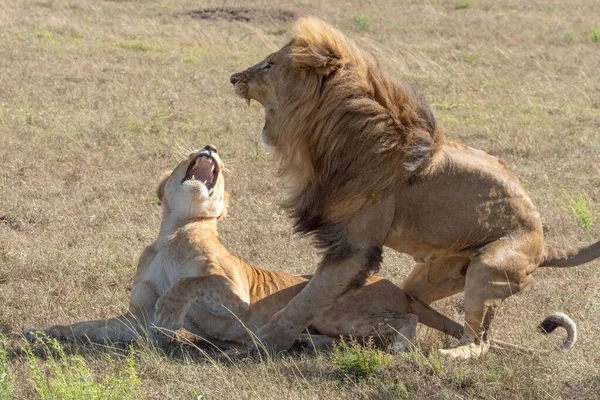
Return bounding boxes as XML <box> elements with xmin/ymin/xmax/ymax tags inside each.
<box><xmin>260</xmin><ymin>61</ymin><xmax>272</xmax><ymax>70</ymax></box>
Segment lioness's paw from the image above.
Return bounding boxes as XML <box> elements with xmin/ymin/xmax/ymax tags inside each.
<box><xmin>437</xmin><ymin>342</ymin><xmax>490</xmax><ymax>359</ymax></box>
<box><xmin>154</xmin><ymin>297</ymin><xmax>186</xmax><ymax>332</ymax></box>
<box><xmin>388</xmin><ymin>339</ymin><xmax>413</xmax><ymax>354</ymax></box>
<box><xmin>24</xmin><ymin>327</ymin><xmax>66</xmax><ymax>342</ymax></box>
<box><xmin>152</xmin><ymin>314</ymin><xmax>184</xmax><ymax>333</ymax></box>
<box><xmin>148</xmin><ymin>325</ymin><xmax>174</xmax><ymax>347</ymax></box>
<box><xmin>23</xmin><ymin>328</ymin><xmax>44</xmax><ymax>341</ymax></box>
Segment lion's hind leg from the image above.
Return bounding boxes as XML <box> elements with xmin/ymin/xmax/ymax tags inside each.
<box><xmin>438</xmin><ymin>238</ymin><xmax>535</xmax><ymax>359</ymax></box>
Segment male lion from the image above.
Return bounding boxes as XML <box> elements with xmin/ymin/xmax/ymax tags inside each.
<box><xmin>31</xmin><ymin>145</ymin><xmax>548</xmax><ymax>351</ymax></box>
<box><xmin>229</xmin><ymin>17</ymin><xmax>600</xmax><ymax>358</ymax></box>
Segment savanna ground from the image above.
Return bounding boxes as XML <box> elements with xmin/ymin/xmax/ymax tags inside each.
<box><xmin>1</xmin><ymin>0</ymin><xmax>599</xmax><ymax>398</ymax></box>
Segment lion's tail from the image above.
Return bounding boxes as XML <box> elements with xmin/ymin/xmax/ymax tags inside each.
<box><xmin>491</xmin><ymin>312</ymin><xmax>577</xmax><ymax>354</ymax></box>
<box><xmin>540</xmin><ymin>241</ymin><xmax>600</xmax><ymax>268</ymax></box>
<box><xmin>538</xmin><ymin>312</ymin><xmax>577</xmax><ymax>350</ymax></box>
<box><xmin>408</xmin><ymin>296</ymin><xmax>577</xmax><ymax>354</ymax></box>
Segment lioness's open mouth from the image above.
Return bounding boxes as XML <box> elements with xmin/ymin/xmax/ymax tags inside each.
<box><xmin>183</xmin><ymin>153</ymin><xmax>219</xmax><ymax>194</ymax></box>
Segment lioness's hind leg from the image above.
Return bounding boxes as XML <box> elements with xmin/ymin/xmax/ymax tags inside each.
<box><xmin>294</xmin><ymin>333</ymin><xmax>339</xmax><ymax>351</ymax></box>
<box><xmin>298</xmin><ymin>314</ymin><xmax>417</xmax><ymax>353</ymax></box>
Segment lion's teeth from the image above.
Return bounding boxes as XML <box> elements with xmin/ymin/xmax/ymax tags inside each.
<box><xmin>245</xmin><ymin>98</ymin><xmax>251</xmax><ymax>107</ymax></box>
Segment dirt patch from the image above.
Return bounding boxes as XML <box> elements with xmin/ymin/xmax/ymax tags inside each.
<box><xmin>183</xmin><ymin>7</ymin><xmax>298</xmax><ymax>23</ymax></box>
<box><xmin>0</xmin><ymin>215</ymin><xmax>22</xmax><ymax>230</ymax></box>
<box><xmin>0</xmin><ymin>214</ymin><xmax>36</xmax><ymax>231</ymax></box>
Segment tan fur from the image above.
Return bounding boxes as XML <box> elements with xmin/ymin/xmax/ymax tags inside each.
<box><xmin>25</xmin><ymin>147</ymin><xmax>470</xmax><ymax>350</ymax></box>
<box><xmin>230</xmin><ymin>17</ymin><xmax>599</xmax><ymax>357</ymax></box>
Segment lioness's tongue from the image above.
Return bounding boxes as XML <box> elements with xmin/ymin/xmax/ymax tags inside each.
<box><xmin>190</xmin><ymin>158</ymin><xmax>213</xmax><ymax>182</ymax></box>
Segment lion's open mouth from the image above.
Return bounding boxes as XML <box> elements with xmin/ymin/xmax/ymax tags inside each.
<box><xmin>232</xmin><ymin>80</ymin><xmax>252</xmax><ymax>106</ymax></box>
<box><xmin>183</xmin><ymin>154</ymin><xmax>219</xmax><ymax>194</ymax></box>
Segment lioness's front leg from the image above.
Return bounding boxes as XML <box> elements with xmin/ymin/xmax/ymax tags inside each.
<box><xmin>28</xmin><ymin>315</ymin><xmax>145</xmax><ymax>344</ymax></box>
<box><xmin>153</xmin><ymin>274</ymin><xmax>250</xmax><ymax>332</ymax></box>
<box><xmin>255</xmin><ymin>197</ymin><xmax>395</xmax><ymax>351</ymax></box>
<box><xmin>25</xmin><ymin>280</ymin><xmax>160</xmax><ymax>344</ymax></box>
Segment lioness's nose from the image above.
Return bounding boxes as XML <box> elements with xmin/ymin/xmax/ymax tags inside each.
<box><xmin>230</xmin><ymin>73</ymin><xmax>241</xmax><ymax>85</ymax></box>
<box><xmin>204</xmin><ymin>144</ymin><xmax>217</xmax><ymax>154</ymax></box>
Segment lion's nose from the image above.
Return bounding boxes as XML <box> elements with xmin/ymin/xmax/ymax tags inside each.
<box><xmin>230</xmin><ymin>73</ymin><xmax>241</xmax><ymax>85</ymax></box>
<box><xmin>204</xmin><ymin>144</ymin><xmax>217</xmax><ymax>154</ymax></box>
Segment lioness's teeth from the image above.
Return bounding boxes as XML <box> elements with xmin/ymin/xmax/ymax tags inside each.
<box><xmin>245</xmin><ymin>98</ymin><xmax>251</xmax><ymax>107</ymax></box>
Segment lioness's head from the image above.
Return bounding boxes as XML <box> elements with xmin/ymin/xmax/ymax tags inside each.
<box><xmin>157</xmin><ymin>145</ymin><xmax>227</xmax><ymax>221</ymax></box>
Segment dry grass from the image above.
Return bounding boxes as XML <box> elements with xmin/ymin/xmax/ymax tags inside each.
<box><xmin>1</xmin><ymin>0</ymin><xmax>599</xmax><ymax>398</ymax></box>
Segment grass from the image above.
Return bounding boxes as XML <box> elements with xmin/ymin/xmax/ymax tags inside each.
<box><xmin>569</xmin><ymin>195</ymin><xmax>595</xmax><ymax>231</ymax></box>
<box><xmin>455</xmin><ymin>0</ymin><xmax>473</xmax><ymax>9</ymax></box>
<box><xmin>117</xmin><ymin>40</ymin><xmax>160</xmax><ymax>52</ymax></box>
<box><xmin>331</xmin><ymin>338</ymin><xmax>391</xmax><ymax>378</ymax></box>
<box><xmin>593</xmin><ymin>28</ymin><xmax>600</xmax><ymax>42</ymax></box>
<box><xmin>0</xmin><ymin>338</ymin><xmax>14</xmax><ymax>400</ymax></box>
<box><xmin>24</xmin><ymin>337</ymin><xmax>143</xmax><ymax>399</ymax></box>
<box><xmin>0</xmin><ymin>0</ymin><xmax>599</xmax><ymax>398</ymax></box>
<box><xmin>352</xmin><ymin>14</ymin><xmax>373</xmax><ymax>31</ymax></box>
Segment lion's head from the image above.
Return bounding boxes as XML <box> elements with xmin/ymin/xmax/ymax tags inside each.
<box><xmin>157</xmin><ymin>145</ymin><xmax>227</xmax><ymax>221</ymax></box>
<box><xmin>230</xmin><ymin>17</ymin><xmax>443</xmax><ymax>239</ymax></box>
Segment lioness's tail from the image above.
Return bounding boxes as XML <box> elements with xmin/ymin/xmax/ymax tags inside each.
<box><xmin>541</xmin><ymin>241</ymin><xmax>600</xmax><ymax>267</ymax></box>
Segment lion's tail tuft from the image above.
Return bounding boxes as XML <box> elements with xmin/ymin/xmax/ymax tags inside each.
<box><xmin>491</xmin><ymin>312</ymin><xmax>577</xmax><ymax>354</ymax></box>
<box><xmin>537</xmin><ymin>312</ymin><xmax>577</xmax><ymax>350</ymax></box>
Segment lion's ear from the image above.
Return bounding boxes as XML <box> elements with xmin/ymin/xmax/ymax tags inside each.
<box><xmin>290</xmin><ymin>17</ymin><xmax>346</xmax><ymax>76</ymax></box>
<box><xmin>156</xmin><ymin>171</ymin><xmax>170</xmax><ymax>203</ymax></box>
<box><xmin>217</xmin><ymin>191</ymin><xmax>230</xmax><ymax>221</ymax></box>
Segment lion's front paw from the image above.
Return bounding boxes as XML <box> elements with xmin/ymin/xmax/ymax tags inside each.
<box><xmin>254</xmin><ymin>323</ymin><xmax>297</xmax><ymax>353</ymax></box>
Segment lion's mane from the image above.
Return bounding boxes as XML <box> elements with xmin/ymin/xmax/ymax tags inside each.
<box><xmin>272</xmin><ymin>18</ymin><xmax>444</xmax><ymax>246</ymax></box>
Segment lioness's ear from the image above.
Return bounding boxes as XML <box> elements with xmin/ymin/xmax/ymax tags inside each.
<box><xmin>217</xmin><ymin>191</ymin><xmax>230</xmax><ymax>221</ymax></box>
<box><xmin>290</xmin><ymin>17</ymin><xmax>347</xmax><ymax>75</ymax></box>
<box><xmin>156</xmin><ymin>171</ymin><xmax>170</xmax><ymax>203</ymax></box>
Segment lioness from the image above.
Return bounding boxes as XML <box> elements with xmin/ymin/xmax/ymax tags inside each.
<box><xmin>22</xmin><ymin>146</ymin><xmax>465</xmax><ymax>349</ymax></box>
<box><xmin>229</xmin><ymin>17</ymin><xmax>600</xmax><ymax>358</ymax></box>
